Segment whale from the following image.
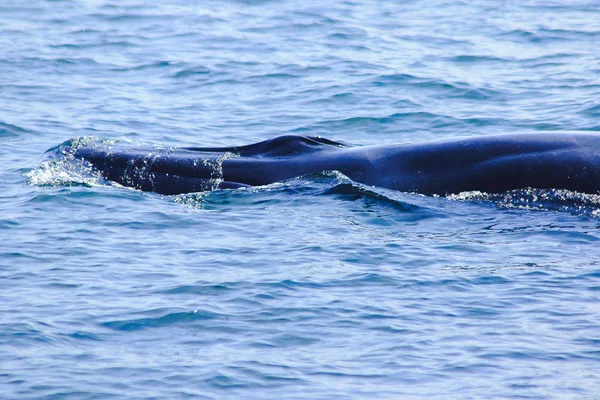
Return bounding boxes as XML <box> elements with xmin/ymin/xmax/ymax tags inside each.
<box><xmin>72</xmin><ymin>133</ymin><xmax>600</xmax><ymax>196</ymax></box>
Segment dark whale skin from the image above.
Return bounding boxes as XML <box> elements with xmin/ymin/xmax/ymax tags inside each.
<box><xmin>73</xmin><ymin>133</ymin><xmax>600</xmax><ymax>196</ymax></box>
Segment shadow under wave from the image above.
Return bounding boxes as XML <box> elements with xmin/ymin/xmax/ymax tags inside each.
<box><xmin>179</xmin><ymin>175</ymin><xmax>600</xmax><ymax>219</ymax></box>
<box><xmin>176</xmin><ymin>171</ymin><xmax>444</xmax><ymax>223</ymax></box>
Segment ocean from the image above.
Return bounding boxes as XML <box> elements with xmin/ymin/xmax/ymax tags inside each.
<box><xmin>2</xmin><ymin>1</ymin><xmax>600</xmax><ymax>398</ymax></box>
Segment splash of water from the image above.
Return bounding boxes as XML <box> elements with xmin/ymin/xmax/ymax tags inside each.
<box><xmin>449</xmin><ymin>188</ymin><xmax>600</xmax><ymax>217</ymax></box>
<box><xmin>26</xmin><ymin>137</ymin><xmax>105</xmax><ymax>188</ymax></box>
<box><xmin>28</xmin><ymin>137</ymin><xmax>237</xmax><ymax>194</ymax></box>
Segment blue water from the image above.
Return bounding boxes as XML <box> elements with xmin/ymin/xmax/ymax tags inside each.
<box><xmin>3</xmin><ymin>1</ymin><xmax>600</xmax><ymax>398</ymax></box>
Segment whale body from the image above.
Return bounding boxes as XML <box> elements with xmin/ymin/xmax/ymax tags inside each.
<box><xmin>72</xmin><ymin>133</ymin><xmax>600</xmax><ymax>196</ymax></box>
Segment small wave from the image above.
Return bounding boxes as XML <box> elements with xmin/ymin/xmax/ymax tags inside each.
<box><xmin>304</xmin><ymin>112</ymin><xmax>456</xmax><ymax>131</ymax></box>
<box><xmin>403</xmin><ymin>34</ymin><xmax>470</xmax><ymax>46</ymax></box>
<box><xmin>370</xmin><ymin>73</ymin><xmax>447</xmax><ymax>87</ymax></box>
<box><xmin>66</xmin><ymin>331</ymin><xmax>101</xmax><ymax>341</ymax></box>
<box><xmin>518</xmin><ymin>53</ymin><xmax>582</xmax><ymax>68</ymax></box>
<box><xmin>321</xmin><ymin>183</ymin><xmax>421</xmax><ymax>213</ymax></box>
<box><xmin>68</xmin><ymin>28</ymin><xmax>103</xmax><ymax>35</ymax></box>
<box><xmin>247</xmin><ymin>73</ymin><xmax>300</xmax><ymax>80</ymax></box>
<box><xmin>0</xmin><ymin>121</ymin><xmax>33</xmax><ymax>138</ymax></box>
<box><xmin>174</xmin><ymin>171</ymin><xmax>355</xmax><ymax>208</ymax></box>
<box><xmin>449</xmin><ymin>188</ymin><xmax>600</xmax><ymax>217</ymax></box>
<box><xmin>176</xmin><ymin>171</ymin><xmax>441</xmax><ymax>222</ymax></box>
<box><xmin>324</xmin><ymin>272</ymin><xmax>401</xmax><ymax>288</ymax></box>
<box><xmin>579</xmin><ymin>104</ymin><xmax>600</xmax><ymax>116</ymax></box>
<box><xmin>50</xmin><ymin>41</ymin><xmax>136</xmax><ymax>49</ymax></box>
<box><xmin>448</xmin><ymin>55</ymin><xmax>506</xmax><ymax>63</ymax></box>
<box><xmin>102</xmin><ymin>309</ymin><xmax>220</xmax><ymax>331</ymax></box>
<box><xmin>2</xmin><ymin>322</ymin><xmax>58</xmax><ymax>345</ymax></box>
<box><xmin>369</xmin><ymin>73</ymin><xmax>502</xmax><ymax>100</ymax></box>
<box><xmin>160</xmin><ymin>283</ymin><xmax>232</xmax><ymax>295</ymax></box>
<box><xmin>4</xmin><ymin>56</ymin><xmax>103</xmax><ymax>70</ymax></box>
<box><xmin>53</xmin><ymin>57</ymin><xmax>100</xmax><ymax>66</ymax></box>
<box><xmin>538</xmin><ymin>27</ymin><xmax>600</xmax><ymax>39</ymax></box>
<box><xmin>497</xmin><ymin>29</ymin><xmax>576</xmax><ymax>44</ymax></box>
<box><xmin>111</xmin><ymin>60</ymin><xmax>175</xmax><ymax>72</ymax></box>
<box><xmin>172</xmin><ymin>65</ymin><xmax>213</xmax><ymax>79</ymax></box>
<box><xmin>87</xmin><ymin>13</ymin><xmax>174</xmax><ymax>23</ymax></box>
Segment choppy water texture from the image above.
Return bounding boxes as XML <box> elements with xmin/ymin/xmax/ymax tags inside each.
<box><xmin>2</xmin><ymin>1</ymin><xmax>600</xmax><ymax>399</ymax></box>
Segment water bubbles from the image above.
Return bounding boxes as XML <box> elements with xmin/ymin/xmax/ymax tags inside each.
<box><xmin>25</xmin><ymin>157</ymin><xmax>103</xmax><ymax>188</ymax></box>
<box><xmin>449</xmin><ymin>188</ymin><xmax>600</xmax><ymax>217</ymax></box>
<box><xmin>26</xmin><ymin>137</ymin><xmax>105</xmax><ymax>188</ymax></box>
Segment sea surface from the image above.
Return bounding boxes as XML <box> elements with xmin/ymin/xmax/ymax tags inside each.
<box><xmin>2</xmin><ymin>1</ymin><xmax>600</xmax><ymax>399</ymax></box>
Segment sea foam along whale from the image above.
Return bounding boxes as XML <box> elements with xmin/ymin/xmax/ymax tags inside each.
<box><xmin>72</xmin><ymin>133</ymin><xmax>600</xmax><ymax>195</ymax></box>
